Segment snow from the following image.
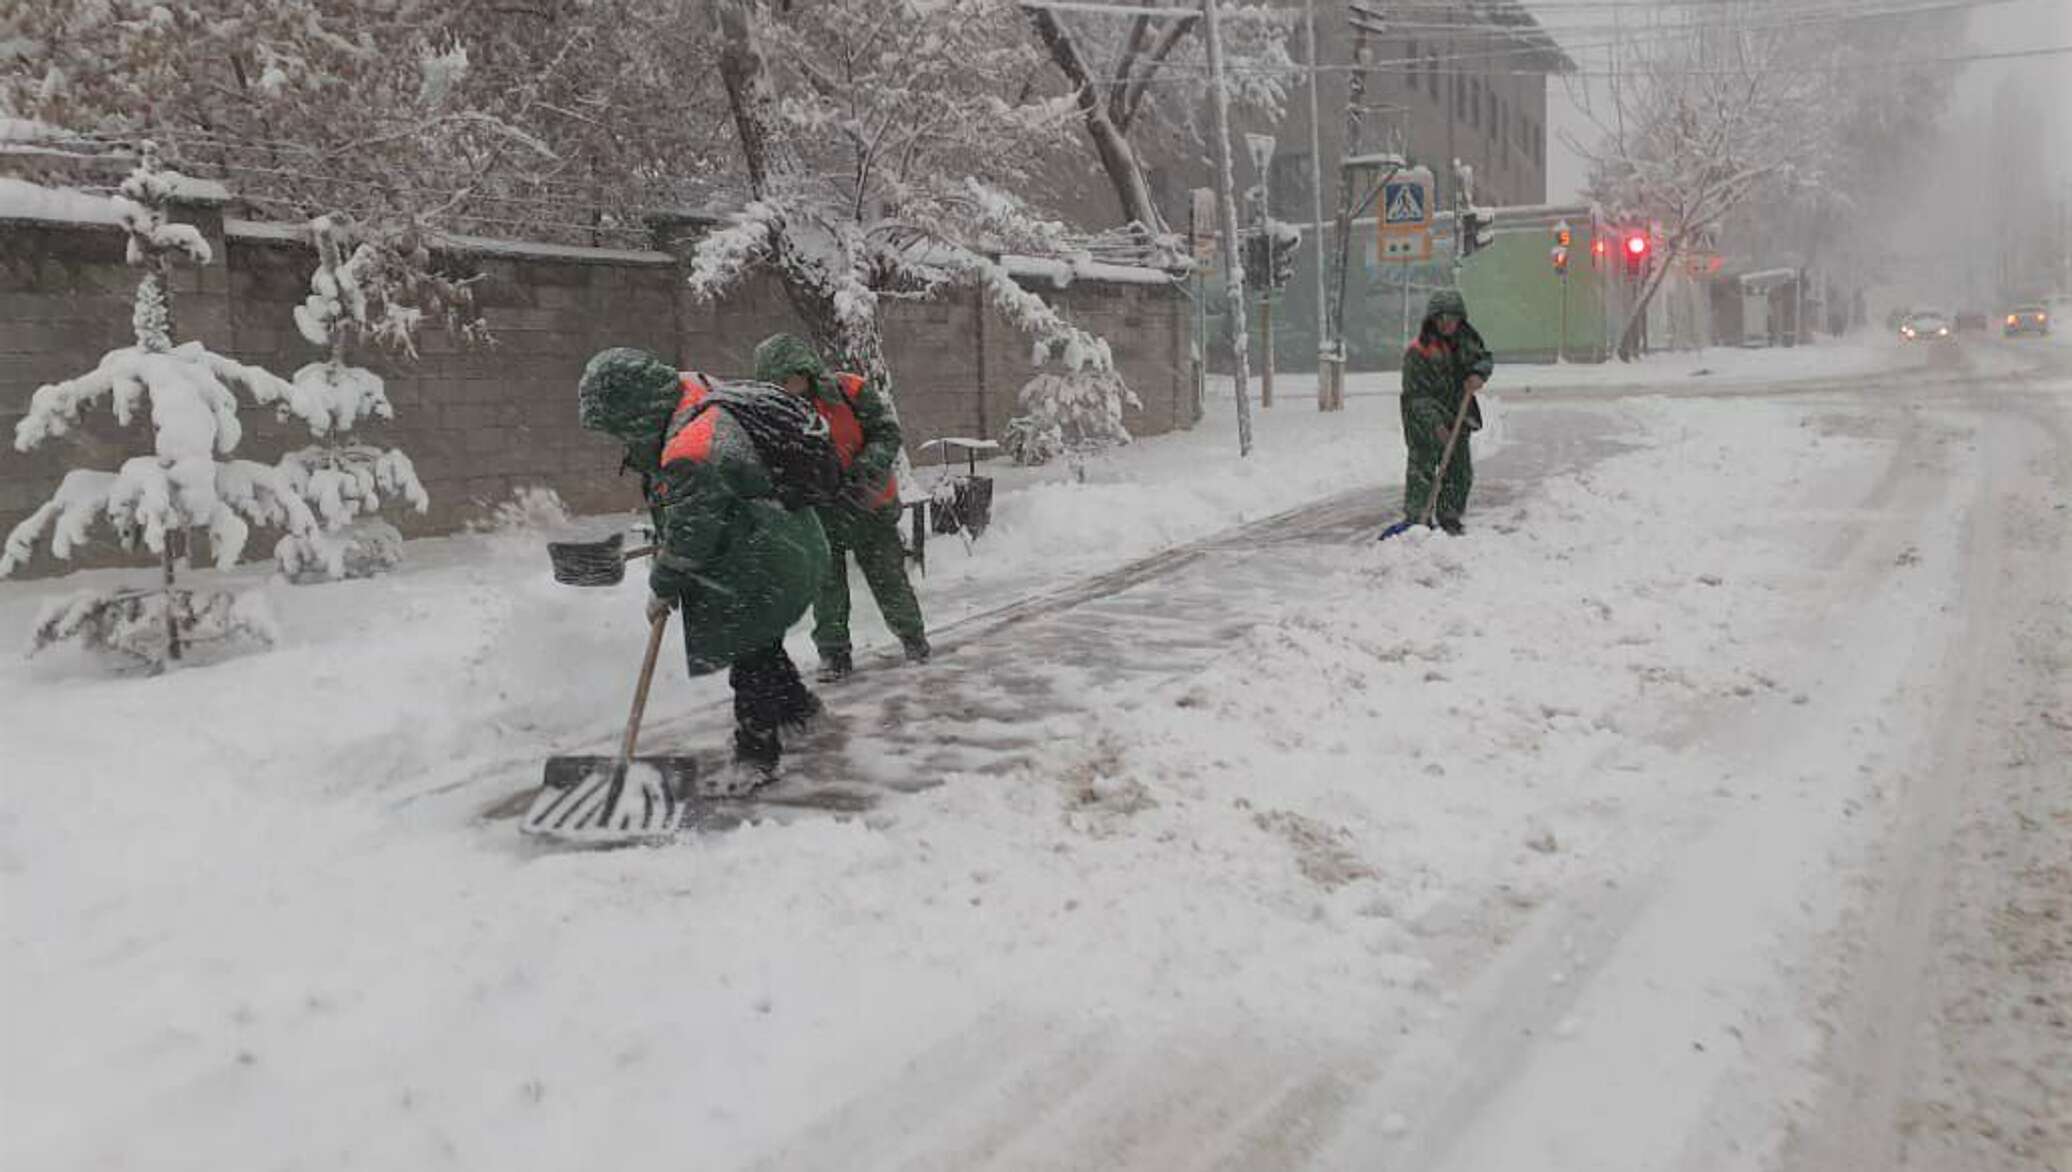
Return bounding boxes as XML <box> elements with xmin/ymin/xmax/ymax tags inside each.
<box><xmin>1495</xmin><ymin>332</ymin><xmax>1916</xmax><ymax>394</ymax></box>
<box><xmin>998</xmin><ymin>253</ymin><xmax>1178</xmax><ymax>287</ymax></box>
<box><xmin>0</xmin><ymin>176</ymin><xmax>138</xmax><ymax>226</ymax></box>
<box><xmin>283</xmin><ymin>362</ymin><xmax>395</xmax><ymax>436</ymax></box>
<box><xmin>1</xmin><ymin>344</ymin><xmax>2064</xmax><ymax>1168</ymax></box>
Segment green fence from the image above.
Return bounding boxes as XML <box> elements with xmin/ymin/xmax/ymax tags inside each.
<box><xmin>1195</xmin><ymin>208</ymin><xmax>1615</xmax><ymax>372</ymax></box>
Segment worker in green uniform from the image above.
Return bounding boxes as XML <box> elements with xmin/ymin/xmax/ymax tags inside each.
<box><xmin>1399</xmin><ymin>288</ymin><xmax>1494</xmax><ymax>535</ymax></box>
<box><xmin>577</xmin><ymin>347</ymin><xmax>833</xmax><ymax>788</ymax></box>
<box><xmin>751</xmin><ymin>334</ymin><xmax>930</xmax><ymax>681</ymax></box>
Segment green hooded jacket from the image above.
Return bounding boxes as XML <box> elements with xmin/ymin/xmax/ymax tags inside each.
<box><xmin>578</xmin><ymin>347</ymin><xmax>829</xmax><ymax>675</ymax></box>
<box><xmin>1401</xmin><ymin>288</ymin><xmax>1494</xmax><ymax>440</ymax></box>
<box><xmin>751</xmin><ymin>333</ymin><xmax>904</xmax><ymax>515</ymax></box>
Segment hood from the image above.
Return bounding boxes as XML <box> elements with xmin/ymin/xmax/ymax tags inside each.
<box><xmin>751</xmin><ymin>332</ymin><xmax>827</xmax><ymax>388</ymax></box>
<box><xmin>1425</xmin><ymin>287</ymin><xmax>1467</xmax><ymax>319</ymax></box>
<box><xmin>578</xmin><ymin>347</ymin><xmax>680</xmax><ymax>445</ymax></box>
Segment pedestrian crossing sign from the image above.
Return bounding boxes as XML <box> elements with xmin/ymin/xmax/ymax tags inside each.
<box><xmin>1383</xmin><ymin>180</ymin><xmax>1428</xmax><ymax>226</ymax></box>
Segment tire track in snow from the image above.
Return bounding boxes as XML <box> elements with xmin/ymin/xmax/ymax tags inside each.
<box><xmin>1780</xmin><ymin>384</ymin><xmax>2072</xmax><ymax>1172</ymax></box>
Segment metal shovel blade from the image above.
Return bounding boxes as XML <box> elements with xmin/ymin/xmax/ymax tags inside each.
<box><xmin>521</xmin><ymin>757</ymin><xmax>699</xmax><ymax>840</ymax></box>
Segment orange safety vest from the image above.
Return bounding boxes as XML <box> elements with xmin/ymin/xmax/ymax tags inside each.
<box><xmin>814</xmin><ymin>371</ymin><xmax>898</xmax><ymax>509</ymax></box>
<box><xmin>658</xmin><ymin>372</ymin><xmax>715</xmax><ymax>468</ymax></box>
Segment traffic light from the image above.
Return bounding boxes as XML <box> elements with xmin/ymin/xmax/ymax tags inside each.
<box><xmin>1242</xmin><ymin>222</ymin><xmax>1301</xmax><ymax>292</ymax></box>
<box><xmin>1591</xmin><ymin>236</ymin><xmax>1608</xmax><ymax>269</ymax></box>
<box><xmin>1623</xmin><ymin>231</ymin><xmax>1650</xmax><ymax>276</ymax></box>
<box><xmin>1458</xmin><ymin>208</ymin><xmax>1496</xmax><ymax>259</ymax></box>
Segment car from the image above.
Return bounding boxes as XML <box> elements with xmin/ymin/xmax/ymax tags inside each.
<box><xmin>1900</xmin><ymin>311</ymin><xmax>1952</xmax><ymax>341</ymax></box>
<box><xmin>2003</xmin><ymin>305</ymin><xmax>2050</xmax><ymax>337</ymax></box>
<box><xmin>1954</xmin><ymin>310</ymin><xmax>1988</xmax><ymax>333</ymax></box>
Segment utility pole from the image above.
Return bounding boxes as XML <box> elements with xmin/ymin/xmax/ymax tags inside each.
<box><xmin>1324</xmin><ymin>8</ymin><xmax>1379</xmax><ymax>415</ymax></box>
<box><xmin>1303</xmin><ymin>0</ymin><xmax>1332</xmax><ymax>411</ymax></box>
<box><xmin>1247</xmin><ymin>133</ymin><xmax>1277</xmax><ymax>410</ymax></box>
<box><xmin>1202</xmin><ymin>0</ymin><xmax>1254</xmax><ymax>456</ymax></box>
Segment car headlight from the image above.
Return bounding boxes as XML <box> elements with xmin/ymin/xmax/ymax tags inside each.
<box><xmin>2009</xmin><ymin>315</ymin><xmax>2020</xmax><ymax>326</ymax></box>
<box><xmin>1938</xmin><ymin>327</ymin><xmax>1949</xmax><ymax>336</ymax></box>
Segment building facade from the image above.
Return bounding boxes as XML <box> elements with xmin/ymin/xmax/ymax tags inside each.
<box><xmin>1120</xmin><ymin>0</ymin><xmax>1574</xmax><ymax>235</ymax></box>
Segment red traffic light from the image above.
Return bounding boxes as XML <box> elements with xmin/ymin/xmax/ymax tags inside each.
<box><xmin>1625</xmin><ymin>233</ymin><xmax>1649</xmax><ymax>257</ymax></box>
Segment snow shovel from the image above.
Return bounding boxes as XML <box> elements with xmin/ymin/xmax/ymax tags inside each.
<box><xmin>521</xmin><ymin>609</ymin><xmax>694</xmax><ymax>842</ymax></box>
<box><xmin>545</xmin><ymin>532</ymin><xmax>656</xmax><ymax>588</ymax></box>
<box><xmin>1379</xmin><ymin>387</ymin><xmax>1479</xmax><ymax>541</ymax></box>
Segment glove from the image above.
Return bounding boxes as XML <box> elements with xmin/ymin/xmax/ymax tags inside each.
<box><xmin>645</xmin><ymin>593</ymin><xmax>676</xmax><ymax>624</ymax></box>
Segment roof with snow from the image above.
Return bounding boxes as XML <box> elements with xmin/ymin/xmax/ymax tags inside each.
<box><xmin>1455</xmin><ymin>0</ymin><xmax>1578</xmax><ymax>75</ymax></box>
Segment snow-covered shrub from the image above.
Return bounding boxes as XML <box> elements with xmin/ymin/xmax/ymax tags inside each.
<box><xmin>476</xmin><ymin>486</ymin><xmax>573</xmax><ymax>534</ymax></box>
<box><xmin>1002</xmin><ymin>370</ymin><xmax>1143</xmax><ymax>472</ymax></box>
<box><xmin>2</xmin><ymin>148</ymin><xmax>317</xmax><ymax>669</ymax></box>
<box><xmin>270</xmin><ymin>215</ymin><xmax>475</xmax><ymax>582</ymax></box>
<box><xmin>999</xmin><ymin>415</ymin><xmax>1066</xmax><ymax>468</ymax></box>
<box><xmin>29</xmin><ymin>588</ymin><xmax>276</xmax><ymax>666</ymax></box>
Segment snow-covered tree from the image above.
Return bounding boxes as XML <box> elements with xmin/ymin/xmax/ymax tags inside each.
<box><xmin>1024</xmin><ymin>1</ymin><xmax>1296</xmax><ymax>239</ymax></box>
<box><xmin>270</xmin><ymin>216</ymin><xmax>477</xmax><ymax>581</ymax></box>
<box><xmin>0</xmin><ymin>0</ymin><xmax>729</xmax><ymax>247</ymax></box>
<box><xmin>1</xmin><ymin>148</ymin><xmax>316</xmax><ymax>666</ymax></box>
<box><xmin>1002</xmin><ymin>369</ymin><xmax>1144</xmax><ymax>477</ymax></box>
<box><xmin>698</xmin><ymin>0</ymin><xmax>1123</xmax><ymax>387</ymax></box>
<box><xmin>1577</xmin><ymin>5</ymin><xmax>1829</xmax><ymax>359</ymax></box>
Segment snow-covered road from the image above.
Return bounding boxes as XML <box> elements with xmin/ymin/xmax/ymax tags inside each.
<box><xmin>4</xmin><ymin>340</ymin><xmax>2067</xmax><ymax>1170</ymax></box>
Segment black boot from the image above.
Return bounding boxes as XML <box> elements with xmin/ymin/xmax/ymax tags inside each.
<box><xmin>1438</xmin><ymin>517</ymin><xmax>1466</xmax><ymax>536</ymax></box>
<box><xmin>901</xmin><ymin>635</ymin><xmax>931</xmax><ymax>664</ymax></box>
<box><xmin>781</xmin><ymin>689</ymin><xmax>826</xmax><ymax>736</ymax></box>
<box><xmin>816</xmin><ymin>648</ymin><xmax>853</xmax><ymax>683</ymax></box>
<box><xmin>720</xmin><ymin>726</ymin><xmax>780</xmax><ymax>794</ymax></box>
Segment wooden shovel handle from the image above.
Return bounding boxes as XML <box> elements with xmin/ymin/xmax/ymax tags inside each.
<box><xmin>1419</xmin><ymin>389</ymin><xmax>1479</xmax><ymax>527</ymax></box>
<box><xmin>618</xmin><ymin>609</ymin><xmax>671</xmax><ymax>767</ymax></box>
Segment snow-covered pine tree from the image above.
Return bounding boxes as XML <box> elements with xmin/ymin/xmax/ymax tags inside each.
<box><xmin>0</xmin><ymin>146</ymin><xmax>316</xmax><ymax>666</ymax></box>
<box><xmin>698</xmin><ymin>0</ymin><xmax>1128</xmax><ymax>389</ymax></box>
<box><xmin>271</xmin><ymin>215</ymin><xmax>473</xmax><ymax>581</ymax></box>
<box><xmin>1003</xmin><ymin>369</ymin><xmax>1144</xmax><ymax>478</ymax></box>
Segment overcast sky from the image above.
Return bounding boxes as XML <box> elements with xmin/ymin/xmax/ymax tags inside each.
<box><xmin>1534</xmin><ymin>0</ymin><xmax>2072</xmax><ymax>203</ymax></box>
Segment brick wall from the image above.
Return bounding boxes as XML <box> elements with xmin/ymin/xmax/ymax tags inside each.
<box><xmin>0</xmin><ymin>200</ymin><xmax>1193</xmax><ymax>578</ymax></box>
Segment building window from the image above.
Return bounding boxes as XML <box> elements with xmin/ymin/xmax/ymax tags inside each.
<box><xmin>1427</xmin><ymin>53</ymin><xmax>1440</xmax><ymax>100</ymax></box>
<box><xmin>1406</xmin><ymin>38</ymin><xmax>1418</xmax><ymax>92</ymax></box>
<box><xmin>1468</xmin><ymin>77</ymin><xmax>1480</xmax><ymax>128</ymax></box>
<box><xmin>1455</xmin><ymin>72</ymin><xmax>1466</xmax><ymax>118</ymax></box>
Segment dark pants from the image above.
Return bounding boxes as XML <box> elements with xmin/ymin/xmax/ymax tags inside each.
<box><xmin>729</xmin><ymin>642</ymin><xmax>814</xmax><ymax>764</ymax></box>
<box><xmin>1402</xmin><ymin>405</ymin><xmax>1475</xmax><ymax>526</ymax></box>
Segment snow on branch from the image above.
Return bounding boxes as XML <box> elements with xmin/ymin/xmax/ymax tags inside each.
<box><xmin>687</xmin><ymin>201</ymin><xmax>777</xmax><ymax>300</ymax></box>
